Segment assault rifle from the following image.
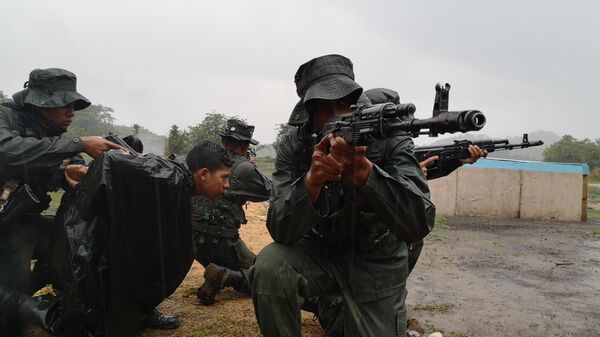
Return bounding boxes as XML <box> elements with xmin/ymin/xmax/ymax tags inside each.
<box><xmin>322</xmin><ymin>83</ymin><xmax>486</xmax><ymax>145</ymax></box>
<box><xmin>414</xmin><ymin>133</ymin><xmax>544</xmax><ymax>163</ymax></box>
<box><xmin>414</xmin><ymin>134</ymin><xmax>544</xmax><ymax>178</ymax></box>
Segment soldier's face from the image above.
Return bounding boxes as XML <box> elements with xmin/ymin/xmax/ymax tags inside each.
<box><xmin>307</xmin><ymin>99</ymin><xmax>352</xmax><ymax>132</ymax></box>
<box><xmin>193</xmin><ymin>166</ymin><xmax>231</xmax><ymax>199</ymax></box>
<box><xmin>37</xmin><ymin>103</ymin><xmax>75</xmax><ymax>129</ymax></box>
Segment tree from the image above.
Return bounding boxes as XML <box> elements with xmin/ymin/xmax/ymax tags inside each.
<box><xmin>0</xmin><ymin>91</ymin><xmax>11</xmax><ymax>103</ymax></box>
<box><xmin>165</xmin><ymin>124</ymin><xmax>188</xmax><ymax>156</ymax></box>
<box><xmin>69</xmin><ymin>104</ymin><xmax>116</xmax><ymax>136</ymax></box>
<box><xmin>273</xmin><ymin>123</ymin><xmax>295</xmax><ymax>150</ymax></box>
<box><xmin>186</xmin><ymin>112</ymin><xmax>231</xmax><ymax>150</ymax></box>
<box><xmin>543</xmin><ymin>135</ymin><xmax>600</xmax><ymax>169</ymax></box>
<box><xmin>132</xmin><ymin>124</ymin><xmax>140</xmax><ymax>136</ymax></box>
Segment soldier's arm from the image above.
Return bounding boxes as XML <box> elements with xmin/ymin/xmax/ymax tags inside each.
<box><xmin>266</xmin><ymin>134</ymin><xmax>323</xmax><ymax>245</ymax></box>
<box><xmin>0</xmin><ymin>109</ymin><xmax>84</xmax><ymax>179</ymax></box>
<box><xmin>225</xmin><ymin>161</ymin><xmax>271</xmax><ymax>203</ymax></box>
<box><xmin>355</xmin><ymin>136</ymin><xmax>436</xmax><ymax>243</ymax></box>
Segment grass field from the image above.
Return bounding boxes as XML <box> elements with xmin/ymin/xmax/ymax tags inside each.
<box><xmin>254</xmin><ymin>157</ymin><xmax>275</xmax><ymax>178</ymax></box>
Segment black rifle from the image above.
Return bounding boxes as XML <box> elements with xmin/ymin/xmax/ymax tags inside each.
<box><xmin>322</xmin><ymin>83</ymin><xmax>486</xmax><ymax>145</ymax></box>
<box><xmin>0</xmin><ymin>183</ymin><xmax>50</xmax><ymax>227</ymax></box>
<box><xmin>414</xmin><ymin>133</ymin><xmax>544</xmax><ymax>162</ymax></box>
<box><xmin>414</xmin><ymin>133</ymin><xmax>544</xmax><ymax>178</ymax></box>
<box><xmin>103</xmin><ymin>132</ymin><xmax>140</xmax><ymax>156</ymax></box>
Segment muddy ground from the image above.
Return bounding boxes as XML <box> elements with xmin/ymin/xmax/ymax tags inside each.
<box><xmin>26</xmin><ymin>190</ymin><xmax>600</xmax><ymax>337</ymax></box>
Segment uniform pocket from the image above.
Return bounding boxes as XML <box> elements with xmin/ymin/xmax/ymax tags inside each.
<box><xmin>345</xmin><ymin>243</ymin><xmax>408</xmax><ymax>303</ymax></box>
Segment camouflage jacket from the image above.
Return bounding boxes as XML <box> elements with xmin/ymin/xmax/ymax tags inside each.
<box><xmin>191</xmin><ymin>154</ymin><xmax>271</xmax><ymax>237</ymax></box>
<box><xmin>266</xmin><ymin>128</ymin><xmax>435</xmax><ymax>251</ymax></box>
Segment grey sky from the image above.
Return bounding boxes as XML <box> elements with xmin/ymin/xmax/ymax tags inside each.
<box><xmin>1</xmin><ymin>0</ymin><xmax>598</xmax><ymax>145</ymax></box>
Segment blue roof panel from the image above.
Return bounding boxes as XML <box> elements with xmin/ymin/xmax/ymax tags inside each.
<box><xmin>465</xmin><ymin>158</ymin><xmax>590</xmax><ymax>175</ymax></box>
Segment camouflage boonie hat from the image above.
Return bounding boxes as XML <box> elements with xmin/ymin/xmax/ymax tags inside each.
<box><xmin>364</xmin><ymin>88</ymin><xmax>400</xmax><ymax>105</ymax></box>
<box><xmin>288</xmin><ymin>54</ymin><xmax>363</xmax><ymax>126</ymax></box>
<box><xmin>12</xmin><ymin>68</ymin><xmax>91</xmax><ymax>111</ymax></box>
<box><xmin>218</xmin><ymin>119</ymin><xmax>259</xmax><ymax>145</ymax></box>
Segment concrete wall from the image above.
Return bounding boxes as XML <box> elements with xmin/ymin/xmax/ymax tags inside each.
<box><xmin>429</xmin><ymin>165</ymin><xmax>586</xmax><ymax>222</ymax></box>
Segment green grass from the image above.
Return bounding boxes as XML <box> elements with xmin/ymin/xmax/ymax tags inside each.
<box><xmin>589</xmin><ymin>186</ymin><xmax>600</xmax><ymax>202</ymax></box>
<box><xmin>48</xmin><ymin>190</ymin><xmax>64</xmax><ymax>211</ymax></box>
<box><xmin>413</xmin><ymin>303</ymin><xmax>455</xmax><ymax>314</ymax></box>
<box><xmin>448</xmin><ymin>332</ymin><xmax>471</xmax><ymax>337</ymax></box>
<box><xmin>255</xmin><ymin>157</ymin><xmax>275</xmax><ymax>178</ymax></box>
<box><xmin>588</xmin><ymin>209</ymin><xmax>600</xmax><ymax>220</ymax></box>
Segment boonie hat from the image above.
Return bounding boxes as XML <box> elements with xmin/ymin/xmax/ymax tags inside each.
<box><xmin>218</xmin><ymin>119</ymin><xmax>259</xmax><ymax>145</ymax></box>
<box><xmin>364</xmin><ymin>88</ymin><xmax>400</xmax><ymax>105</ymax></box>
<box><xmin>12</xmin><ymin>68</ymin><xmax>91</xmax><ymax>111</ymax></box>
<box><xmin>288</xmin><ymin>54</ymin><xmax>363</xmax><ymax>126</ymax></box>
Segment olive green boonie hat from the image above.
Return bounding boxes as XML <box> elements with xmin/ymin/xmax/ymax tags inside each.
<box><xmin>12</xmin><ymin>68</ymin><xmax>91</xmax><ymax>111</ymax></box>
<box><xmin>288</xmin><ymin>54</ymin><xmax>363</xmax><ymax>126</ymax></box>
<box><xmin>218</xmin><ymin>119</ymin><xmax>259</xmax><ymax>145</ymax></box>
<box><xmin>364</xmin><ymin>88</ymin><xmax>400</xmax><ymax>105</ymax></box>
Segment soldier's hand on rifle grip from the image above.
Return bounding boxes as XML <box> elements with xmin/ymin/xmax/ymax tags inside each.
<box><xmin>305</xmin><ymin>134</ymin><xmax>344</xmax><ymax>201</ymax></box>
<box><xmin>460</xmin><ymin>145</ymin><xmax>487</xmax><ymax>164</ymax></box>
<box><xmin>81</xmin><ymin>136</ymin><xmax>128</xmax><ymax>159</ymax></box>
<box><xmin>329</xmin><ymin>136</ymin><xmax>373</xmax><ymax>189</ymax></box>
<box><xmin>419</xmin><ymin>155</ymin><xmax>439</xmax><ymax>177</ymax></box>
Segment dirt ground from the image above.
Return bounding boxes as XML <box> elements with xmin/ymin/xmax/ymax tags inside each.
<box><xmin>26</xmin><ymin>194</ymin><xmax>600</xmax><ymax>337</ymax></box>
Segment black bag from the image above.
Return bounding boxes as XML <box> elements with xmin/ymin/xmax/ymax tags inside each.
<box><xmin>46</xmin><ymin>152</ymin><xmax>195</xmax><ymax>337</ymax></box>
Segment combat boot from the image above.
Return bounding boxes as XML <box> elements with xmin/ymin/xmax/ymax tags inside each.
<box><xmin>143</xmin><ymin>309</ymin><xmax>180</xmax><ymax>330</ymax></box>
<box><xmin>196</xmin><ymin>263</ymin><xmax>246</xmax><ymax>305</ymax></box>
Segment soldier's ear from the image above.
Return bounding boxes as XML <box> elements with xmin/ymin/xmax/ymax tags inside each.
<box><xmin>193</xmin><ymin>168</ymin><xmax>210</xmax><ymax>183</ymax></box>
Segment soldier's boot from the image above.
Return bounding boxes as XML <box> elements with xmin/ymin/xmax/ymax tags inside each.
<box><xmin>303</xmin><ymin>296</ymin><xmax>345</xmax><ymax>337</ymax></box>
<box><xmin>0</xmin><ymin>286</ymin><xmax>48</xmax><ymax>337</ymax></box>
<box><xmin>143</xmin><ymin>309</ymin><xmax>180</xmax><ymax>330</ymax></box>
<box><xmin>197</xmin><ymin>263</ymin><xmax>245</xmax><ymax>305</ymax></box>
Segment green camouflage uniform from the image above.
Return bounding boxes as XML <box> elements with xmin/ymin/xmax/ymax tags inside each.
<box><xmin>192</xmin><ymin>119</ymin><xmax>271</xmax><ymax>296</ymax></box>
<box><xmin>364</xmin><ymin>87</ymin><xmax>463</xmax><ymax>275</ymax></box>
<box><xmin>251</xmin><ymin>55</ymin><xmax>435</xmax><ymax>337</ymax></box>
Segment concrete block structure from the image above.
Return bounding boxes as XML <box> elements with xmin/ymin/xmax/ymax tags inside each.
<box><xmin>428</xmin><ymin>158</ymin><xmax>590</xmax><ymax>222</ymax></box>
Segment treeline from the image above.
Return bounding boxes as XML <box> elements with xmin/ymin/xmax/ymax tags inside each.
<box><xmin>165</xmin><ymin>114</ymin><xmax>292</xmax><ymax>156</ymax></box>
<box><xmin>165</xmin><ymin>112</ymin><xmax>231</xmax><ymax>156</ymax></box>
<box><xmin>1</xmin><ymin>90</ymin><xmax>166</xmax><ymax>154</ymax></box>
<box><xmin>543</xmin><ymin>135</ymin><xmax>600</xmax><ymax>172</ymax></box>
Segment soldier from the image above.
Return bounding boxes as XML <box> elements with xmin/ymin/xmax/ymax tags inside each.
<box><xmin>0</xmin><ymin>68</ymin><xmax>125</xmax><ymax>336</ymax></box>
<box><xmin>193</xmin><ymin>119</ymin><xmax>271</xmax><ymax>305</ymax></box>
<box><xmin>250</xmin><ymin>54</ymin><xmax>435</xmax><ymax>337</ymax></box>
<box><xmin>307</xmin><ymin>88</ymin><xmax>489</xmax><ymax>337</ymax></box>
<box><xmin>364</xmin><ymin>87</ymin><xmax>487</xmax><ymax>274</ymax></box>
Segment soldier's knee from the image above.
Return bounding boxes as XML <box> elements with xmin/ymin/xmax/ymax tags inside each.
<box><xmin>251</xmin><ymin>243</ymin><xmax>305</xmax><ymax>297</ymax></box>
<box><xmin>253</xmin><ymin>243</ymin><xmax>291</xmax><ymax>277</ymax></box>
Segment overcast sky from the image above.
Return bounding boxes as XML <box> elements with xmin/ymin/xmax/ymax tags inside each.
<box><xmin>1</xmin><ymin>0</ymin><xmax>598</xmax><ymax>145</ymax></box>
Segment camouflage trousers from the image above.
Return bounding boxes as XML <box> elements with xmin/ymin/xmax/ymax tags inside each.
<box><xmin>251</xmin><ymin>237</ymin><xmax>409</xmax><ymax>337</ymax></box>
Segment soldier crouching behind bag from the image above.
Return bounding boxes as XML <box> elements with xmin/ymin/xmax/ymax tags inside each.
<box><xmin>193</xmin><ymin>119</ymin><xmax>271</xmax><ymax>305</ymax></box>
<box><xmin>250</xmin><ymin>55</ymin><xmax>436</xmax><ymax>337</ymax></box>
<box><xmin>0</xmin><ymin>68</ymin><xmax>126</xmax><ymax>336</ymax></box>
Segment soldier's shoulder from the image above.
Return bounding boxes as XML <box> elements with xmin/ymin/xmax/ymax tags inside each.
<box><xmin>0</xmin><ymin>102</ymin><xmax>19</xmax><ymax>115</ymax></box>
<box><xmin>0</xmin><ymin>102</ymin><xmax>22</xmax><ymax>126</ymax></box>
<box><xmin>384</xmin><ymin>135</ymin><xmax>415</xmax><ymax>152</ymax></box>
